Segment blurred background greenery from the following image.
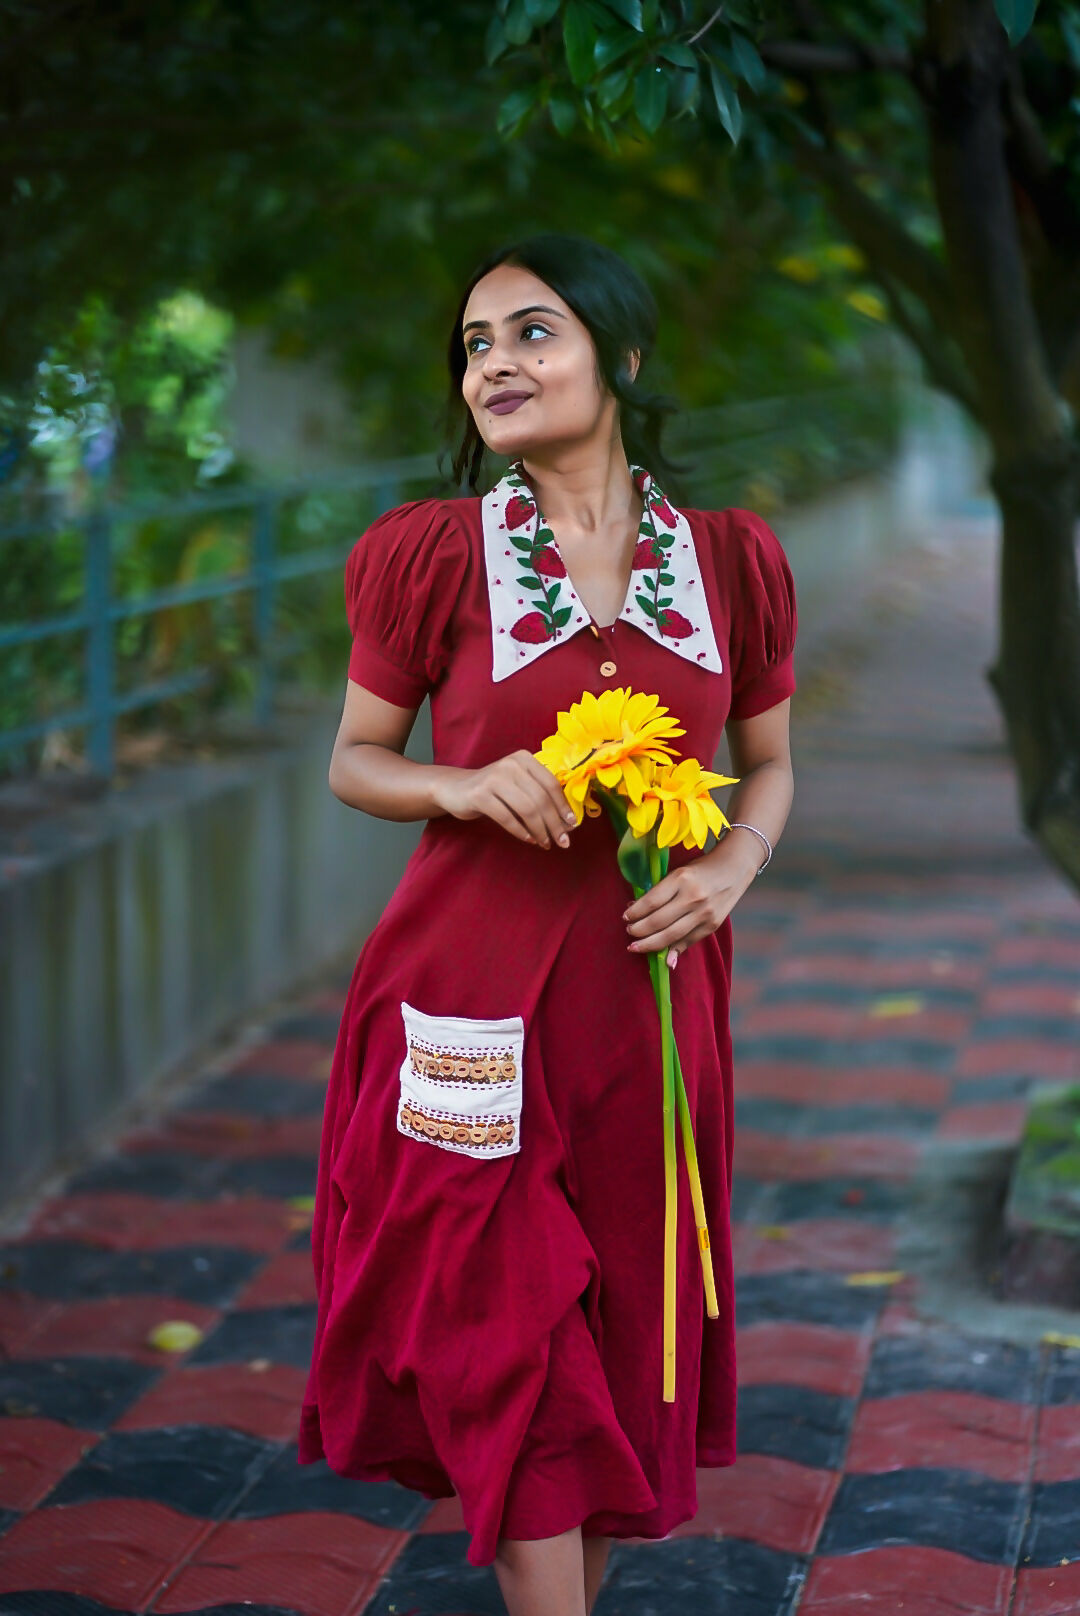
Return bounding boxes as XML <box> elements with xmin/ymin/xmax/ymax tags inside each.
<box><xmin>6</xmin><ymin>0</ymin><xmax>1073</xmax><ymax>883</ymax></box>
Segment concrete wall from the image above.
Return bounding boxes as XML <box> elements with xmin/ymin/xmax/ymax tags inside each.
<box><xmin>0</xmin><ymin>392</ymin><xmax>990</xmax><ymax>1215</ymax></box>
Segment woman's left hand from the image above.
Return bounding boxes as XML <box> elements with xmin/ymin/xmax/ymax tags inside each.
<box><xmin>622</xmin><ymin>843</ymin><xmax>761</xmax><ymax>967</ymax></box>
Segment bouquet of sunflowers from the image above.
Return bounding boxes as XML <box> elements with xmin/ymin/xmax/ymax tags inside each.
<box><xmin>535</xmin><ymin>688</ymin><xmax>738</xmax><ymax>1402</ymax></box>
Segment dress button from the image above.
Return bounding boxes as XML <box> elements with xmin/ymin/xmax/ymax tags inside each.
<box><xmin>599</xmin><ymin>659</ymin><xmax>617</xmax><ymax>677</ymax></box>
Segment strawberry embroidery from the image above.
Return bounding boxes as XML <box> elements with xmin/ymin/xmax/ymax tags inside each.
<box><xmin>487</xmin><ymin>459</ymin><xmax>724</xmax><ymax>678</ymax></box>
<box><xmin>657</xmin><ymin>608</ymin><xmax>693</xmax><ymax>638</ymax></box>
<box><xmin>505</xmin><ymin>493</ymin><xmax>535</xmax><ymax>530</ymax></box>
<box><xmin>510</xmin><ymin>611</ymin><xmax>555</xmax><ymax>643</ymax></box>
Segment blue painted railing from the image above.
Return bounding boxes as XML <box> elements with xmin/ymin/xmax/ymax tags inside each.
<box><xmin>0</xmin><ymin>380</ymin><xmax>904</xmax><ymax>780</ymax></box>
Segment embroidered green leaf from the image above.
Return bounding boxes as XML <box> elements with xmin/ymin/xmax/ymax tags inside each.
<box><xmin>635</xmin><ymin>593</ymin><xmax>658</xmax><ymax>619</ymax></box>
<box><xmin>658</xmin><ymin>572</ymin><xmax>675</xmax><ymax>585</ymax></box>
<box><xmin>551</xmin><ymin>606</ymin><xmax>573</xmax><ymax>626</ymax></box>
<box><xmin>657</xmin><ymin>596</ymin><xmax>673</xmax><ymax>608</ymax></box>
<box><xmin>657</xmin><ymin>529</ymin><xmax>675</xmax><ymax>546</ymax></box>
<box><xmin>509</xmin><ymin>535</ymin><xmax>535</xmax><ymax>552</ymax></box>
<box><xmin>517</xmin><ymin>574</ymin><xmax>547</xmax><ymax>590</ymax></box>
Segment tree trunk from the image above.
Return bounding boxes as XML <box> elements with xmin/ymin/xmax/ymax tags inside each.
<box><xmin>986</xmin><ymin>440</ymin><xmax>1080</xmax><ymax>888</ymax></box>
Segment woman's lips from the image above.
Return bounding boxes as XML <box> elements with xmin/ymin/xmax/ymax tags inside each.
<box><xmin>486</xmin><ymin>396</ymin><xmax>531</xmax><ymax>415</ymax></box>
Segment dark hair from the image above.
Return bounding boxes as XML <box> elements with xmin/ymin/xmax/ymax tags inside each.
<box><xmin>438</xmin><ymin>231</ymin><xmax>691</xmax><ymax>497</ymax></box>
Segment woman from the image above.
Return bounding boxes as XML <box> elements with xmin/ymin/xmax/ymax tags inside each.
<box><xmin>298</xmin><ymin>232</ymin><xmax>797</xmax><ymax>1616</ymax></box>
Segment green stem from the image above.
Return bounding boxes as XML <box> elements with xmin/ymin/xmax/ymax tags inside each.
<box><xmin>647</xmin><ymin>842</ymin><xmax>678</xmax><ymax>1403</ymax></box>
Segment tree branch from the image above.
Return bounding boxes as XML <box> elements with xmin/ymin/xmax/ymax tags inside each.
<box><xmin>786</xmin><ymin>127</ymin><xmax>956</xmax><ymax>336</ymax></box>
<box><xmin>874</xmin><ymin>264</ymin><xmax>981</xmax><ymax>420</ymax></box>
<box><xmin>758</xmin><ymin>39</ymin><xmax>913</xmax><ymax>76</ymax></box>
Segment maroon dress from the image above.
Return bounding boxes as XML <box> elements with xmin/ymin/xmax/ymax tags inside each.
<box><xmin>297</xmin><ymin>460</ymin><xmax>797</xmax><ymax>1567</ymax></box>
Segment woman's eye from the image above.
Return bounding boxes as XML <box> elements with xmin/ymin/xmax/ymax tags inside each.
<box><xmin>466</xmin><ymin>321</ymin><xmax>552</xmax><ymax>357</ymax></box>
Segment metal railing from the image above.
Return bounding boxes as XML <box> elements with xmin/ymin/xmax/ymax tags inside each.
<box><xmin>0</xmin><ymin>381</ymin><xmax>904</xmax><ymax>780</ymax></box>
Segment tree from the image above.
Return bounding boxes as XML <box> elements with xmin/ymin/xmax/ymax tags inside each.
<box><xmin>484</xmin><ymin>0</ymin><xmax>1080</xmax><ymax>890</ymax></box>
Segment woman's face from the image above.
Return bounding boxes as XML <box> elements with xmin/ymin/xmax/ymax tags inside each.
<box><xmin>460</xmin><ymin>262</ymin><xmax>635</xmax><ymax>461</ymax></box>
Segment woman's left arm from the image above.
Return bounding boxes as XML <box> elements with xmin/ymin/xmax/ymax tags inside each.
<box><xmin>622</xmin><ymin>696</ymin><xmax>794</xmax><ymax>962</ymax></box>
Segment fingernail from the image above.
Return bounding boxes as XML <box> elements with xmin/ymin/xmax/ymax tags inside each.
<box><xmin>558</xmin><ymin>834</ymin><xmax>569</xmax><ymax>847</ymax></box>
<box><xmin>564</xmin><ymin>812</ymin><xmax>576</xmax><ymax>824</ymax></box>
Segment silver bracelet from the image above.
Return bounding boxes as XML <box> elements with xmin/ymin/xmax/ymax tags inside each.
<box><xmin>724</xmin><ymin>821</ymin><xmax>773</xmax><ymax>874</ymax></box>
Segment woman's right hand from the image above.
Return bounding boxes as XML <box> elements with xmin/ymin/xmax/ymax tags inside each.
<box><xmin>433</xmin><ymin>752</ymin><xmax>579</xmax><ymax>849</ymax></box>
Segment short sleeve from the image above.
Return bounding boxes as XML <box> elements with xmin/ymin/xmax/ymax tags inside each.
<box><xmin>724</xmin><ymin>509</ymin><xmax>798</xmax><ymax>721</ymax></box>
<box><xmin>344</xmin><ymin>497</ymin><xmax>469</xmax><ymax>707</ymax></box>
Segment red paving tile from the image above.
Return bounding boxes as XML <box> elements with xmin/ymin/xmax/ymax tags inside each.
<box><xmin>846</xmin><ymin>1390</ymin><xmax>1036</xmax><ymax>1482</ymax></box>
<box><xmin>936</xmin><ymin>1101</ymin><xmax>1029</xmax><ymax>1142</ymax></box>
<box><xmin>24</xmin><ymin>1190</ymin><xmax>297</xmax><ymax>1252</ymax></box>
<box><xmin>1034</xmin><ymin>1405</ymin><xmax>1080</xmax><ymax>1482</ymax></box>
<box><xmin>14</xmin><ymin>1293</ymin><xmax>222</xmax><ymax>1364</ymax></box>
<box><xmin>957</xmin><ymin>1039</ymin><xmax>1079</xmax><ymax>1078</ymax></box>
<box><xmin>992</xmin><ymin>937</ymin><xmax>1080</xmax><ymax>971</ymax></box>
<box><xmin>982</xmin><ymin>983</ymin><xmax>1080</xmax><ymax>1016</ymax></box>
<box><xmin>800</xmin><ymin>1545</ymin><xmax>1015</xmax><ymax>1614</ymax></box>
<box><xmin>799</xmin><ymin>910</ymin><xmax>999</xmax><ymax>941</ymax></box>
<box><xmin>770</xmin><ymin>955</ymin><xmax>984</xmax><ymax>990</ymax></box>
<box><xmin>114</xmin><ymin>1362</ymin><xmax>308</xmax><ymax>1442</ymax></box>
<box><xmin>1013</xmin><ymin>1562</ymin><xmax>1080</xmax><ymax>1616</ymax></box>
<box><xmin>125</xmin><ymin>1110</ymin><xmax>323</xmax><ymax>1159</ymax></box>
<box><xmin>734</xmin><ymin>1129</ymin><xmax>920</xmax><ymax>1180</ymax></box>
<box><xmin>735</xmin><ymin>1061</ymin><xmax>950</xmax><ymax>1108</ymax></box>
<box><xmin>0</xmin><ymin>1497</ymin><xmax>213</xmax><ymax>1604</ymax></box>
<box><xmin>738</xmin><ymin>1003</ymin><xmax>971</xmax><ymax>1040</ymax></box>
<box><xmin>735</xmin><ymin>1219</ymin><xmax>896</xmax><ymax>1277</ymax></box>
<box><xmin>0</xmin><ymin>1290</ymin><xmax>59</xmax><ymax>1357</ymax></box>
<box><xmin>736</xmin><ymin>1322</ymin><xmax>871</xmax><ymax>1399</ymax></box>
<box><xmin>153</xmin><ymin>1512</ymin><xmax>408</xmax><ymax>1616</ymax></box>
<box><xmin>234</xmin><ymin>1247</ymin><xmax>317</xmax><ymax>1308</ymax></box>
<box><xmin>0</xmin><ymin>1417</ymin><xmax>97</xmax><ymax>1511</ymax></box>
<box><xmin>670</xmin><ymin>1453</ymin><xmax>839</xmax><ymax>1555</ymax></box>
<box><xmin>416</xmin><ymin>1493</ymin><xmax>466</xmax><ymax>1533</ymax></box>
<box><xmin>225</xmin><ymin>1039</ymin><xmax>333</xmax><ymax>1079</ymax></box>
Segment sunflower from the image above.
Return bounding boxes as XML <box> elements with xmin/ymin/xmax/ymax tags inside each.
<box><xmin>534</xmin><ymin>687</ymin><xmax>685</xmax><ymax>823</ymax></box>
<box><xmin>625</xmin><ymin>757</ymin><xmax>739</xmax><ymax>850</ymax></box>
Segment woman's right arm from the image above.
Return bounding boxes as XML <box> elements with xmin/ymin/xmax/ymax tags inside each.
<box><xmin>329</xmin><ymin>678</ymin><xmax>578</xmax><ymax>850</ymax></box>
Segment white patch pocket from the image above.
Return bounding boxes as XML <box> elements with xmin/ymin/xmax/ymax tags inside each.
<box><xmin>397</xmin><ymin>1001</ymin><xmax>525</xmax><ymax>1160</ymax></box>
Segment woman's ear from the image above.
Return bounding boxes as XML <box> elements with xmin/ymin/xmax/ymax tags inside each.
<box><xmin>627</xmin><ymin>347</ymin><xmax>641</xmax><ymax>383</ymax></box>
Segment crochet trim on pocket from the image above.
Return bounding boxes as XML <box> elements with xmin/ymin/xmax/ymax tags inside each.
<box><xmin>397</xmin><ymin>1001</ymin><xmax>525</xmax><ymax>1160</ymax></box>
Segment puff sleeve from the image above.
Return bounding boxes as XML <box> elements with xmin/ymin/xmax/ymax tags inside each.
<box><xmin>344</xmin><ymin>497</ymin><xmax>469</xmax><ymax>707</ymax></box>
<box><xmin>725</xmin><ymin>509</ymin><xmax>798</xmax><ymax>721</ymax></box>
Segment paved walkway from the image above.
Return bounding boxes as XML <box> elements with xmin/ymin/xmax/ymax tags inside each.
<box><xmin>1</xmin><ymin>515</ymin><xmax>1079</xmax><ymax>1615</ymax></box>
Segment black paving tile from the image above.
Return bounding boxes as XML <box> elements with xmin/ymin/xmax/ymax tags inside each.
<box><xmin>817</xmin><ymin>1469</ymin><xmax>1027</xmax><ymax>1564</ymax></box>
<box><xmin>731</xmin><ymin>1176</ymin><xmax>767</xmax><ymax>1221</ymax></box>
<box><xmin>285</xmin><ymin>1225</ymin><xmax>313</xmax><ymax>1252</ymax></box>
<box><xmin>1020</xmin><ymin>1479</ymin><xmax>1080</xmax><ymax>1565</ymax></box>
<box><xmin>863</xmin><ymin>1330</ymin><xmax>1040</xmax><ymax>1402</ymax></box>
<box><xmin>0</xmin><ymin>1241</ymin><xmax>260</xmax><ymax>1305</ymax></box>
<box><xmin>736</xmin><ymin>1384</ymin><xmax>855</xmax><ymax>1470</ymax></box>
<box><xmin>989</xmin><ymin>966</ymin><xmax>1080</xmax><ymax>987</ymax></box>
<box><xmin>596</xmin><ymin>1537</ymin><xmax>806</xmax><ymax>1615</ymax></box>
<box><xmin>361</xmin><ymin>1530</ymin><xmax>505</xmax><ymax>1615</ymax></box>
<box><xmin>177</xmin><ymin>1072</ymin><xmax>327</xmax><ymax>1120</ymax></box>
<box><xmin>44</xmin><ymin>1425</ymin><xmax>277</xmax><ymax>1516</ymax></box>
<box><xmin>269</xmin><ymin>1011</ymin><xmax>342</xmax><ymax>1043</ymax></box>
<box><xmin>1043</xmin><ymin>1348</ymin><xmax>1080</xmax><ymax>1405</ymax></box>
<box><xmin>187</xmin><ymin>1303</ymin><xmax>316</xmax><ymax>1368</ymax></box>
<box><xmin>734</xmin><ymin>1037</ymin><xmax>957</xmax><ymax>1070</ymax></box>
<box><xmin>734</xmin><ymin>1099</ymin><xmax>940</xmax><ymax>1136</ymax></box>
<box><xmin>235</xmin><ymin>1445</ymin><xmax>430</xmax><ymax>1529</ymax></box>
<box><xmin>757</xmin><ymin>982</ymin><xmax>977</xmax><ymax>1009</ymax></box>
<box><xmin>0</xmin><ymin>1599</ymin><xmax>140</xmax><ymax>1616</ymax></box>
<box><xmin>789</xmin><ymin>936</ymin><xmax>986</xmax><ymax>960</ymax></box>
<box><xmin>0</xmin><ymin>1506</ymin><xmax>18</xmax><ymax>1538</ymax></box>
<box><xmin>0</xmin><ymin>1356</ymin><xmax>158</xmax><ymax>1429</ymax></box>
<box><xmin>973</xmin><ymin>1014</ymin><xmax>1080</xmax><ymax>1041</ymax></box>
<box><xmin>946</xmin><ymin>1073</ymin><xmax>1033</xmax><ymax>1102</ymax></box>
<box><xmin>63</xmin><ymin>1150</ymin><xmax>225</xmax><ymax>1198</ymax></box>
<box><xmin>768</xmin><ymin>1178</ymin><xmax>910</xmax><ymax>1222</ymax></box>
<box><xmin>214</xmin><ymin>1156</ymin><xmax>317</xmax><ymax>1198</ymax></box>
<box><xmin>736</xmin><ymin>1272</ymin><xmax>888</xmax><ymax>1331</ymax></box>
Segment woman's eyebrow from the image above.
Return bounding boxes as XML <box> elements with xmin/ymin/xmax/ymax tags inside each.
<box><xmin>462</xmin><ymin>304</ymin><xmax>566</xmax><ymax>335</ymax></box>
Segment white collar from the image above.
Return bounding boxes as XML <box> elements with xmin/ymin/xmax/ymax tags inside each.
<box><xmin>481</xmin><ymin>459</ymin><xmax>724</xmax><ymax>683</ymax></box>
